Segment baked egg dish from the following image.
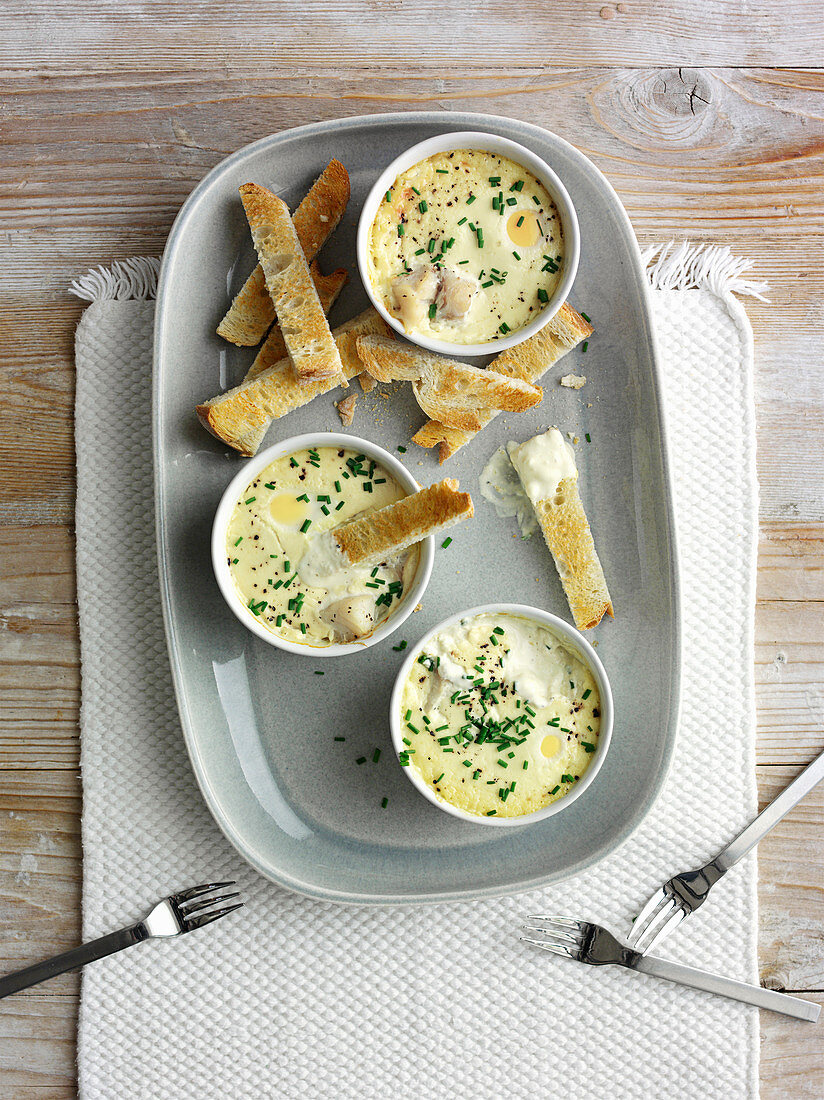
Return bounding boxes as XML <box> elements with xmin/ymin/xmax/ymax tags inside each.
<box><xmin>367</xmin><ymin>148</ymin><xmax>564</xmax><ymax>345</ymax></box>
<box><xmin>398</xmin><ymin>611</ymin><xmax>600</xmax><ymax>818</ymax></box>
<box><xmin>226</xmin><ymin>445</ymin><xmax>419</xmax><ymax>646</ymax></box>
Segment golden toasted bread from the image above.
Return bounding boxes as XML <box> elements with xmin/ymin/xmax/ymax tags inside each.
<box><xmin>334</xmin><ymin>479</ymin><xmax>473</xmax><ymax>566</ymax></box>
<box><xmin>412</xmin><ymin>303</ymin><xmax>593</xmax><ymax>461</ymax></box>
<box><xmin>239</xmin><ymin>183</ymin><xmax>344</xmax><ymax>385</ymax></box>
<box><xmin>244</xmin><ymin>262</ymin><xmax>347</xmax><ymax>382</ymax></box>
<box><xmin>217</xmin><ymin>159</ymin><xmax>350</xmax><ymax>346</ymax></box>
<box><xmin>196</xmin><ymin>309</ymin><xmax>391</xmax><ymax>456</ymax></box>
<box><xmin>355</xmin><ymin>335</ymin><xmax>542</xmax><ymax>431</ymax></box>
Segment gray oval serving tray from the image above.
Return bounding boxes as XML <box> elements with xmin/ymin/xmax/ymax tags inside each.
<box><xmin>153</xmin><ymin>111</ymin><xmax>681</xmax><ymax>904</ymax></box>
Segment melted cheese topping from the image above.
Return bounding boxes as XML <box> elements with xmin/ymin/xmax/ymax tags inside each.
<box><xmin>226</xmin><ymin>446</ymin><xmax>419</xmax><ymax>646</ymax></box>
<box><xmin>399</xmin><ymin>612</ymin><xmax>600</xmax><ymax>818</ymax></box>
<box><xmin>368</xmin><ymin>149</ymin><xmax>564</xmax><ymax>345</ymax></box>
<box><xmin>508</xmin><ymin>428</ymin><xmax>578</xmax><ymax>503</ymax></box>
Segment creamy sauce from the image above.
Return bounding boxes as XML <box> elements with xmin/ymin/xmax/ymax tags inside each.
<box><xmin>399</xmin><ymin>612</ymin><xmax>601</xmax><ymax>818</ymax></box>
<box><xmin>508</xmin><ymin>428</ymin><xmax>578</xmax><ymax>503</ymax></box>
<box><xmin>479</xmin><ymin>445</ymin><xmax>537</xmax><ymax>537</ymax></box>
<box><xmin>227</xmin><ymin>446</ymin><xmax>419</xmax><ymax>646</ymax></box>
<box><xmin>368</xmin><ymin>149</ymin><xmax>564</xmax><ymax>345</ymax></box>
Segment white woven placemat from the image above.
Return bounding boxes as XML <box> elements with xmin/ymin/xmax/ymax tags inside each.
<box><xmin>73</xmin><ymin>245</ymin><xmax>763</xmax><ymax>1099</ymax></box>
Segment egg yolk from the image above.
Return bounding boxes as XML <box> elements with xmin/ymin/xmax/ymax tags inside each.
<box><xmin>507</xmin><ymin>210</ymin><xmax>541</xmax><ymax>248</ymax></box>
<box><xmin>269</xmin><ymin>493</ymin><xmax>306</xmax><ymax>527</ymax></box>
<box><xmin>540</xmin><ymin>734</ymin><xmax>561</xmax><ymax>758</ymax></box>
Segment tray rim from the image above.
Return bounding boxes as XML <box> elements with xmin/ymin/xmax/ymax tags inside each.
<box><xmin>153</xmin><ymin>109</ymin><xmax>682</xmax><ymax>905</ymax></box>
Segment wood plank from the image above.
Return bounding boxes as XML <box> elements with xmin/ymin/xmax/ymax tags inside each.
<box><xmin>760</xmin><ymin>993</ymin><xmax>824</xmax><ymax>1100</ymax></box>
<box><xmin>0</xmin><ymin>994</ymin><xmax>77</xmax><ymax>1094</ymax></box>
<box><xmin>2</xmin><ymin>2</ymin><xmax>823</xmax><ymax>68</ymax></box>
<box><xmin>758</xmin><ymin>766</ymin><xmax>824</xmax><ymax>992</ymax></box>
<box><xmin>756</xmin><ymin>602</ymin><xmax>824</xmax><ymax>764</ymax></box>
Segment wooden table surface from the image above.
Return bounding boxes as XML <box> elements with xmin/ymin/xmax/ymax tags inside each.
<box><xmin>1</xmin><ymin>3</ymin><xmax>822</xmax><ymax>1095</ymax></box>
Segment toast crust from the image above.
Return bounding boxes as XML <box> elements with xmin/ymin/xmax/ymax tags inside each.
<box><xmin>217</xmin><ymin>159</ymin><xmax>350</xmax><ymax>346</ymax></box>
<box><xmin>531</xmin><ymin>477</ymin><xmax>613</xmax><ymax>630</ymax></box>
<box><xmin>355</xmin><ymin>335</ymin><xmax>541</xmax><ymax>431</ymax></box>
<box><xmin>333</xmin><ymin>479</ymin><xmax>473</xmax><ymax>567</ymax></box>
<box><xmin>412</xmin><ymin>303</ymin><xmax>593</xmax><ymax>461</ymax></box>
<box><xmin>239</xmin><ymin>183</ymin><xmax>343</xmax><ymax>385</ymax></box>
<box><xmin>196</xmin><ymin>309</ymin><xmax>391</xmax><ymax>456</ymax></box>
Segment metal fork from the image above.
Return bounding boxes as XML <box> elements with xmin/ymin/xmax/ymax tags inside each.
<box><xmin>0</xmin><ymin>881</ymin><xmax>242</xmax><ymax>999</ymax></box>
<box><xmin>522</xmin><ymin>917</ymin><xmax>820</xmax><ymax>1021</ymax></box>
<box><xmin>628</xmin><ymin>745</ymin><xmax>824</xmax><ymax>953</ymax></box>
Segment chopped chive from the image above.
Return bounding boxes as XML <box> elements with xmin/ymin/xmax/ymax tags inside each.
<box><xmin>300</xmin><ymin>519</ymin><xmax>311</xmax><ymax>532</ymax></box>
<box><xmin>516</xmin><ymin>215</ymin><xmax>525</xmax><ymax>227</ymax></box>
<box><xmin>488</xmin><ymin>176</ymin><xmax>501</xmax><ymax>185</ymax></box>
<box><xmin>418</xmin><ymin>200</ymin><xmax>428</xmax><ymax>213</ymax></box>
<box><xmin>537</xmin><ymin>288</ymin><xmax>549</xmax><ymax>303</ymax></box>
<box><xmin>321</xmin><ymin>505</ymin><xmax>330</xmax><ymax>515</ymax></box>
<box><xmin>511</xmin><ymin>180</ymin><xmax>524</xmax><ymax>191</ymax></box>
<box><xmin>393</xmin><ymin>640</ymin><xmax>408</xmax><ymax>651</ymax></box>
<box><xmin>458</xmin><ymin>259</ymin><xmax>469</xmax><ymax>264</ymax></box>
<box><xmin>506</xmin><ymin>196</ymin><xmax>517</xmax><ymax>206</ymax></box>
<box><xmin>297</xmin><ymin>494</ymin><xmax>309</xmax><ymax>503</ymax></box>
<box><xmin>486</xmin><ymin>810</ymin><xmax>497</xmax><ymax>816</ymax></box>
<box><xmin>499</xmin><ymin>322</ymin><xmax>510</xmax><ymax>334</ymax></box>
<box><xmin>334</xmin><ymin>736</ymin><xmax>345</xmax><ymax>741</ymax></box>
<box><xmin>373</xmin><ymin>748</ymin><xmax>381</xmax><ymax>763</ymax></box>
<box><xmin>397</xmin><ymin>224</ymin><xmax>404</xmax><ymax>237</ymax></box>
<box><xmin>512</xmin><ymin>250</ymin><xmax>521</xmax><ymax>260</ymax></box>
<box><xmin>434</xmin><ymin>773</ymin><xmax>444</xmax><ymax>784</ymax></box>
<box><xmin>476</xmin><ymin>228</ymin><xmax>484</xmax><ymax>248</ymax></box>
<box><xmin>404</xmin><ymin>709</ymin><xmax>412</xmax><ymax>721</ymax></box>
<box><xmin>411</xmin><ymin>186</ymin><xmax>420</xmax><ymax>195</ymax></box>
<box><xmin>436</xmin><ymin>168</ymin><xmax>449</xmax><ymax>173</ymax></box>
<box><xmin>264</xmin><ymin>482</ymin><xmax>276</xmax><ymax>490</ymax></box>
<box><xmin>300</xmin><ymin>622</ymin><xmax>307</xmax><ymax>635</ymax></box>
<box><xmin>441</xmin><ymin>537</ymin><xmax>453</xmax><ymax>548</ymax></box>
<box><xmin>582</xmin><ymin>688</ymin><xmax>592</xmax><ymax>700</ymax></box>
<box><xmin>466</xmin><ymin>194</ymin><xmax>476</xmax><ymax>204</ymax></box>
<box><xmin>385</xmin><ymin>190</ymin><xmax>391</xmax><ymax>203</ymax></box>
<box><xmin>585</xmin><ymin>433</ymin><xmax>591</xmax><ymax>443</ymax></box>
<box><xmin>457</xmin><ymin>217</ymin><xmax>467</xmax><ymax>225</ymax></box>
<box><xmin>234</xmin><ymin>536</ymin><xmax>243</xmax><ymax>546</ymax></box>
<box><xmin>482</xmin><ymin>280</ymin><xmax>494</xmax><ymax>289</ymax></box>
<box><xmin>427</xmin><ymin>238</ymin><xmax>436</xmax><ymax>253</ymax></box>
<box><xmin>523</xmin><ymin>760</ymin><xmax>529</xmax><ymax>770</ymax></box>
<box><xmin>276</xmin><ymin>614</ymin><xmax>284</xmax><ymax>626</ymax></box>
<box><xmin>407</xmin><ymin>723</ymin><xmax>420</xmax><ymax>734</ymax></box>
<box><xmin>232</xmin><ymin>558</ymin><xmax>238</xmax><ymax>564</ymax></box>
<box><xmin>381</xmin><ymin>797</ymin><xmax>388</xmax><ymax>808</ymax></box>
<box><xmin>532</xmin><ymin>195</ymin><xmax>541</xmax><ymax>204</ymax></box>
<box><xmin>414</xmin><ymin>247</ymin><xmax>426</xmax><ymax>256</ymax></box>
<box><xmin>428</xmin><ymin>303</ymin><xmax>437</xmax><ymax>320</ymax></box>
<box><xmin>335</xmin><ymin>501</ymin><xmax>344</xmax><ymax>511</ymax></box>
<box><xmin>582</xmin><ymin>340</ymin><xmax>588</xmax><ymax>353</ymax></box>
<box><xmin>398</xmin><ymin>445</ymin><xmax>407</xmax><ymax>452</ymax></box>
<box><xmin>581</xmin><ymin>311</ymin><xmax>592</xmax><ymax>323</ymax></box>
<box><xmin>493</xmin><ymin>626</ymin><xmax>504</xmax><ymax>635</ymax></box>
<box><xmin>582</xmin><ymin>742</ymin><xmax>596</xmax><ymax>753</ymax></box>
<box><xmin>356</xmin><ymin>756</ymin><xmax>367</xmax><ymax>765</ymax></box>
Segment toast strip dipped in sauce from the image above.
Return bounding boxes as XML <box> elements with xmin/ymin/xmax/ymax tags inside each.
<box><xmin>197</xmin><ymin>309</ymin><xmax>391</xmax><ymax>456</ymax></box>
<box><xmin>239</xmin><ymin>183</ymin><xmax>345</xmax><ymax>386</ymax></box>
<box><xmin>413</xmin><ymin>303</ymin><xmax>592</xmax><ymax>461</ymax></box>
<box><xmin>217</xmin><ymin>159</ymin><xmax>350</xmax><ymax>346</ymax></box>
<box><xmin>355</xmin><ymin>334</ymin><xmax>541</xmax><ymax>431</ymax></box>
<box><xmin>509</xmin><ymin>428</ymin><xmax>613</xmax><ymax>630</ymax></box>
<box><xmin>300</xmin><ymin>479</ymin><xmax>473</xmax><ymax>583</ymax></box>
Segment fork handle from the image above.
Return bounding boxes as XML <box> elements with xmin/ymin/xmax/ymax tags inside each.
<box><xmin>633</xmin><ymin>953</ymin><xmax>820</xmax><ymax>1021</ymax></box>
<box><xmin>715</xmin><ymin>745</ymin><xmax>824</xmax><ymax>872</ymax></box>
<box><xmin>0</xmin><ymin>924</ymin><xmax>147</xmax><ymax>999</ymax></box>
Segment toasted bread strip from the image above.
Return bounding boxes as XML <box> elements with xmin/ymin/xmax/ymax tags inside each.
<box><xmin>217</xmin><ymin>159</ymin><xmax>350</xmax><ymax>346</ymax></box>
<box><xmin>240</xmin><ymin>183</ymin><xmax>344</xmax><ymax>385</ymax></box>
<box><xmin>413</xmin><ymin>303</ymin><xmax>593</xmax><ymax>461</ymax></box>
<box><xmin>197</xmin><ymin>310</ymin><xmax>391</xmax><ymax>456</ymax></box>
<box><xmin>300</xmin><ymin>480</ymin><xmax>473</xmax><ymax>582</ymax></box>
<box><xmin>355</xmin><ymin>335</ymin><xmax>542</xmax><ymax>431</ymax></box>
<box><xmin>509</xmin><ymin>429</ymin><xmax>612</xmax><ymax>630</ymax></box>
<box><xmin>244</xmin><ymin>263</ymin><xmax>347</xmax><ymax>382</ymax></box>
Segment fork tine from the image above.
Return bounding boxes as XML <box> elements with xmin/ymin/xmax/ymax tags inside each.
<box><xmin>520</xmin><ymin>936</ymin><xmax>577</xmax><ymax>960</ymax></box>
<box><xmin>631</xmin><ymin>896</ymin><xmax>679</xmax><ymax>949</ymax></box>
<box><xmin>521</xmin><ymin>924</ymin><xmax>580</xmax><ymax>947</ymax></box>
<box><xmin>626</xmin><ymin>889</ymin><xmax>671</xmax><ymax>946</ymax></box>
<box><xmin>183</xmin><ymin>902</ymin><xmax>244</xmax><ymax>932</ymax></box>
<box><xmin>525</xmin><ymin>915</ymin><xmax>582</xmax><ymax>930</ymax></box>
<box><xmin>637</xmin><ymin>905</ymin><xmax>688</xmax><ymax>954</ymax></box>
<box><xmin>178</xmin><ymin>891</ymin><xmax>240</xmax><ymax>917</ymax></box>
<box><xmin>174</xmin><ymin>880</ymin><xmax>236</xmax><ymax>903</ymax></box>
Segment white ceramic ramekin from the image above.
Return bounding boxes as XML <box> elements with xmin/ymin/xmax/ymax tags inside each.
<box><xmin>212</xmin><ymin>432</ymin><xmax>435</xmax><ymax>656</ymax></box>
<box><xmin>390</xmin><ymin>603</ymin><xmax>613</xmax><ymax>826</ymax></box>
<box><xmin>356</xmin><ymin>131</ymin><xmax>580</xmax><ymax>358</ymax></box>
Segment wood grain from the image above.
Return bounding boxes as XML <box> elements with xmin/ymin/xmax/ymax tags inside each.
<box><xmin>0</xmin><ymin>7</ymin><xmax>822</xmax><ymax>1093</ymax></box>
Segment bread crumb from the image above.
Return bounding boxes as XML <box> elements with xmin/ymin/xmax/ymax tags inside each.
<box><xmin>560</xmin><ymin>373</ymin><xmax>586</xmax><ymax>389</ymax></box>
<box><xmin>335</xmin><ymin>393</ymin><xmax>358</xmax><ymax>426</ymax></box>
<box><xmin>358</xmin><ymin>371</ymin><xmax>376</xmax><ymax>393</ymax></box>
<box><xmin>414</xmin><ymin>603</ymin><xmax>422</xmax><ymax>612</ymax></box>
